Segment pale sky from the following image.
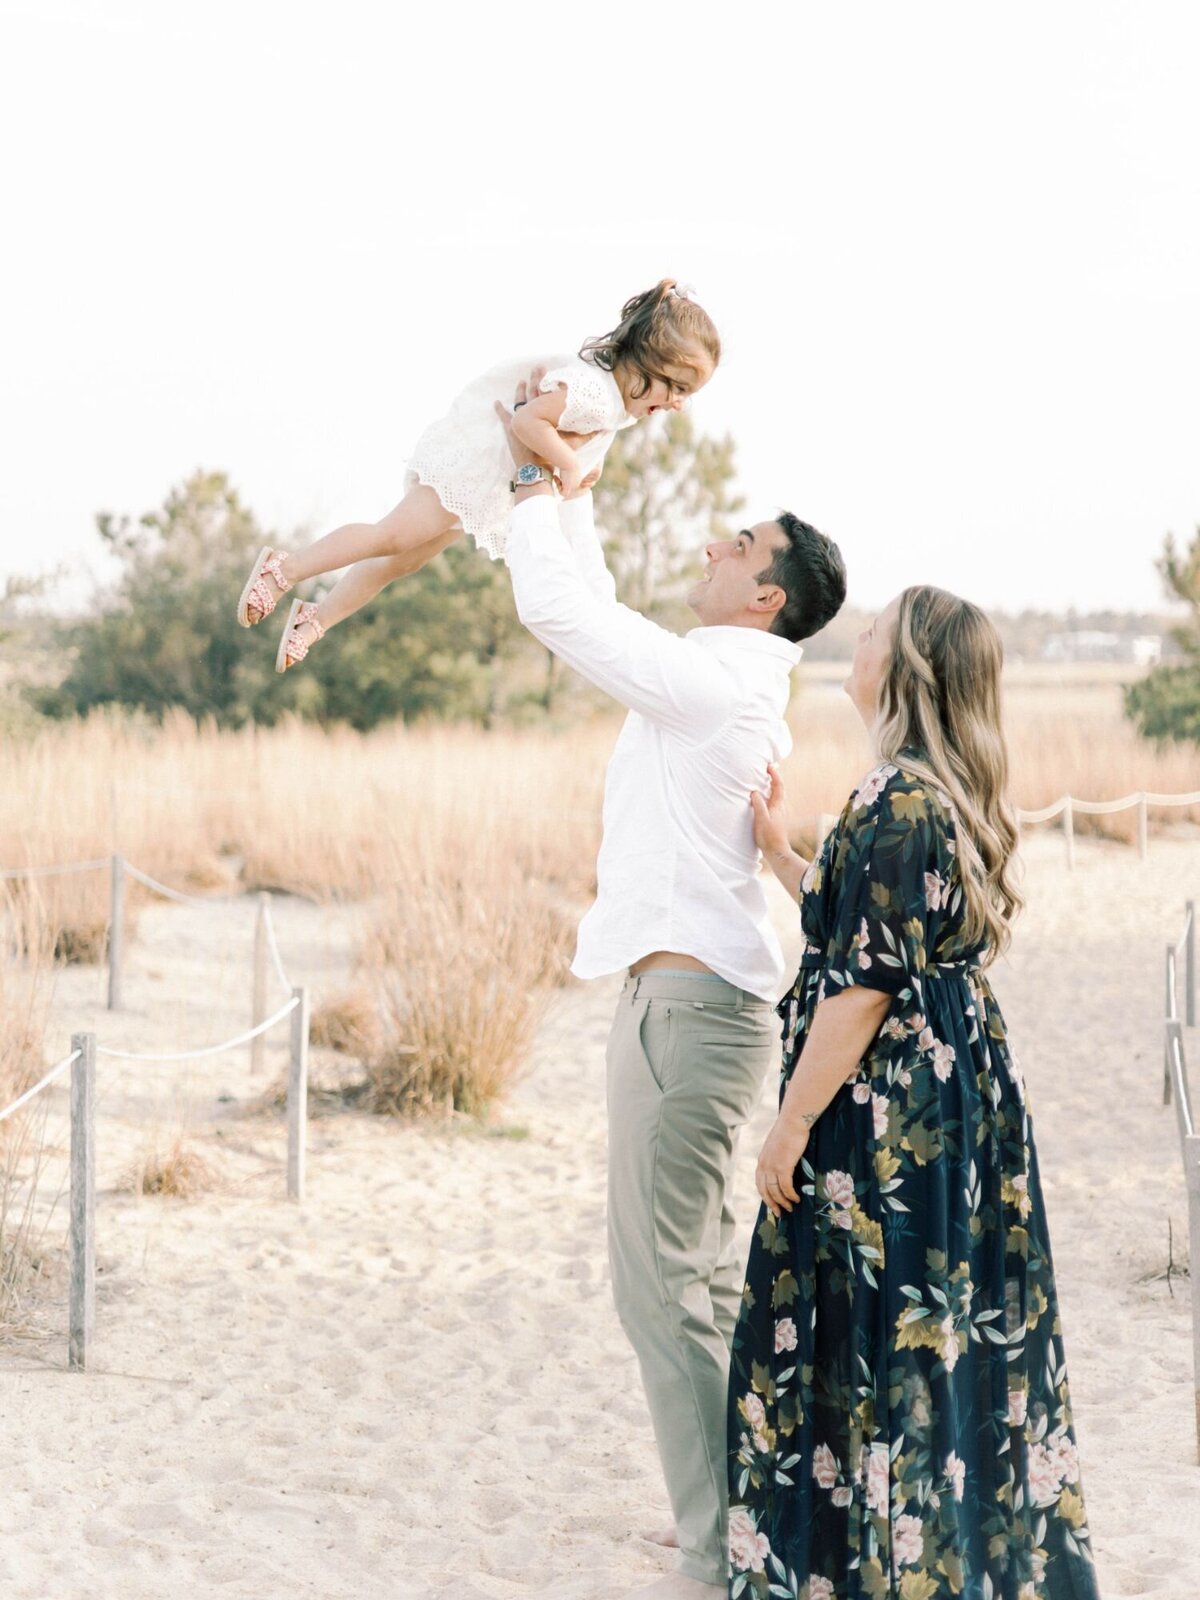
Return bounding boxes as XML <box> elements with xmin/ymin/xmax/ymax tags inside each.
<box><xmin>2</xmin><ymin>0</ymin><xmax>1197</xmax><ymax>614</ymax></box>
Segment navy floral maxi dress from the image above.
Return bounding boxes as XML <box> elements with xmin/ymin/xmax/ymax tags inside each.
<box><xmin>727</xmin><ymin>759</ymin><xmax>1099</xmax><ymax>1600</ymax></box>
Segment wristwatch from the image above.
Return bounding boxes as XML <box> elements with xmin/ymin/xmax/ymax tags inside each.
<box><xmin>509</xmin><ymin>462</ymin><xmax>554</xmax><ymax>492</ymax></box>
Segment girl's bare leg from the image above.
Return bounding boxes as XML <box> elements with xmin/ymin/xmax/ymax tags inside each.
<box><xmin>311</xmin><ymin>524</ymin><xmax>461</xmax><ymax>632</ymax></box>
<box><xmin>283</xmin><ymin>506</ymin><xmax>462</xmax><ymax>654</ymax></box>
<box><xmin>279</xmin><ymin>485</ymin><xmax>457</xmax><ymax>588</ymax></box>
<box><xmin>266</xmin><ymin>484</ymin><xmax>462</xmax><ymax>647</ymax></box>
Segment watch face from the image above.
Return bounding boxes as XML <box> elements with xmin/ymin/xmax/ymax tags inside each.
<box><xmin>517</xmin><ymin>463</ymin><xmax>541</xmax><ymax>485</ymax></box>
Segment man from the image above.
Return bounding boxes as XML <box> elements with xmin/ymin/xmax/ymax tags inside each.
<box><xmin>496</xmin><ymin>390</ymin><xmax>847</xmax><ymax>1598</ymax></box>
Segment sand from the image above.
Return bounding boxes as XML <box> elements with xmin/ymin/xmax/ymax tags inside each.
<box><xmin>1</xmin><ymin>829</ymin><xmax>1197</xmax><ymax>1599</ymax></box>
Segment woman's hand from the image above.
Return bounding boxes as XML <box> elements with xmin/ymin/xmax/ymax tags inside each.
<box><xmin>751</xmin><ymin>761</ymin><xmax>792</xmax><ymax>859</ymax></box>
<box><xmin>756</xmin><ymin>1109</ymin><xmax>811</xmax><ymax>1218</ymax></box>
<box><xmin>750</xmin><ymin>762</ymin><xmax>810</xmax><ymax>901</ymax></box>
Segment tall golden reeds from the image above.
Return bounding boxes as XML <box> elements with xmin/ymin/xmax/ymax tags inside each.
<box><xmin>0</xmin><ymin>893</ymin><xmax>61</xmax><ymax>1334</ymax></box>
<box><xmin>361</xmin><ymin>828</ymin><xmax>575</xmax><ymax>1118</ymax></box>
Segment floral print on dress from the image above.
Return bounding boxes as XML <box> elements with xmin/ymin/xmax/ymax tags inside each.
<box><xmin>728</xmin><ymin>758</ymin><xmax>1099</xmax><ymax>1600</ymax></box>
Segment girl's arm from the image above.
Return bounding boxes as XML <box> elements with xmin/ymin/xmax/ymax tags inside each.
<box><xmin>756</xmin><ymin>986</ymin><xmax>892</xmax><ymax>1218</ymax></box>
<box><xmin>750</xmin><ymin>762</ymin><xmax>810</xmax><ymax>902</ymax></box>
<box><xmin>511</xmin><ymin>386</ymin><xmax>585</xmax><ymax>494</ymax></box>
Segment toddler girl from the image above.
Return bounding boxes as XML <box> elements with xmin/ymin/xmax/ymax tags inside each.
<box><xmin>237</xmin><ymin>278</ymin><xmax>720</xmax><ymax>670</ymax></box>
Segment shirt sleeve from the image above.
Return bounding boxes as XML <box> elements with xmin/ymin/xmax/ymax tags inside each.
<box><xmin>821</xmin><ymin>770</ymin><xmax>952</xmax><ymax>1004</ymax></box>
<box><xmin>555</xmin><ymin>492</ymin><xmax>617</xmax><ymax>605</ymax></box>
<box><xmin>506</xmin><ymin>494</ymin><xmax>735</xmax><ymax>740</ymax></box>
<box><xmin>538</xmin><ymin>361</ymin><xmax>625</xmax><ymax>435</ymax></box>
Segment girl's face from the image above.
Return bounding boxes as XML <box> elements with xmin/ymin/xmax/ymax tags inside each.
<box><xmin>617</xmin><ymin>349</ymin><xmax>716</xmax><ymax>418</ymax></box>
<box><xmin>845</xmin><ymin>596</ymin><xmax>901</xmax><ymax>730</ymax></box>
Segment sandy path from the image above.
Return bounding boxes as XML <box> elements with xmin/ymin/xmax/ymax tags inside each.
<box><xmin>1</xmin><ymin>833</ymin><xmax>1197</xmax><ymax>1599</ymax></box>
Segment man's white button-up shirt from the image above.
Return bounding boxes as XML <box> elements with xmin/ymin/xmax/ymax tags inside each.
<box><xmin>506</xmin><ymin>492</ymin><xmax>802</xmax><ymax>1003</ymax></box>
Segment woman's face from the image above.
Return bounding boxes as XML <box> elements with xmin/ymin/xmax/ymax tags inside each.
<box><xmin>845</xmin><ymin>595</ymin><xmax>901</xmax><ymax>728</ymax></box>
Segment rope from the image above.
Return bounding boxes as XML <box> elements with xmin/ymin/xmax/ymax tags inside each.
<box><xmin>122</xmin><ymin>862</ymin><xmax>239</xmax><ymax>908</ymax></box>
<box><xmin>1167</xmin><ymin>1026</ymin><xmax>1195</xmax><ymax>1141</ymax></box>
<box><xmin>1017</xmin><ymin>799</ymin><xmax>1068</xmax><ymax>825</ymax></box>
<box><xmin>0</xmin><ymin>859</ymin><xmax>109</xmax><ymax>881</ymax></box>
<box><xmin>260</xmin><ymin>899</ymin><xmax>292</xmax><ymax>997</ymax></box>
<box><xmin>94</xmin><ymin>996</ymin><xmax>298</xmax><ymax>1063</ymax></box>
<box><xmin>1019</xmin><ymin>789</ymin><xmax>1200</xmax><ymax>825</ymax></box>
<box><xmin>0</xmin><ymin>1049</ymin><xmax>81</xmax><ymax>1125</ymax></box>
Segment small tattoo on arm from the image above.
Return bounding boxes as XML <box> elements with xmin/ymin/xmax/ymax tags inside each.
<box><xmin>799</xmin><ymin>1111</ymin><xmax>817</xmax><ymax>1130</ymax></box>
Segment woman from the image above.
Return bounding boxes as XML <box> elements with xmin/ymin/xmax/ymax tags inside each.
<box><xmin>727</xmin><ymin>589</ymin><xmax>1099</xmax><ymax>1599</ymax></box>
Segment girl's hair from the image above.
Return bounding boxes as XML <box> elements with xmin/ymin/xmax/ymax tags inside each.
<box><xmin>581</xmin><ymin>278</ymin><xmax>720</xmax><ymax>398</ymax></box>
<box><xmin>876</xmin><ymin>585</ymin><xmax>1024</xmax><ymax>964</ymax></box>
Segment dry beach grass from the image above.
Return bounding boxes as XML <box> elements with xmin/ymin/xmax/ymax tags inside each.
<box><xmin>0</xmin><ymin>663</ymin><xmax>1193</xmax><ymax>932</ymax></box>
<box><xmin>0</xmin><ymin>894</ymin><xmax>61</xmax><ymax>1335</ymax></box>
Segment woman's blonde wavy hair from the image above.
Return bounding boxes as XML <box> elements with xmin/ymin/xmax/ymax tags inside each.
<box><xmin>876</xmin><ymin>586</ymin><xmax>1024</xmax><ymax>963</ymax></box>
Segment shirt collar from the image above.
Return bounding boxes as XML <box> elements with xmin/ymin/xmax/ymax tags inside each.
<box><xmin>686</xmin><ymin>624</ymin><xmax>803</xmax><ymax>667</ymax></box>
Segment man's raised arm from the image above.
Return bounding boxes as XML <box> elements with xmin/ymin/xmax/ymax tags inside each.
<box><xmin>500</xmin><ymin>420</ymin><xmax>734</xmax><ymax>740</ymax></box>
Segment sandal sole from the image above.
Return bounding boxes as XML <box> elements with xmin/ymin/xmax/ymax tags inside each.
<box><xmin>275</xmin><ymin>598</ymin><xmax>304</xmax><ymax>674</ymax></box>
<box><xmin>237</xmin><ymin>544</ymin><xmax>281</xmax><ymax>628</ymax></box>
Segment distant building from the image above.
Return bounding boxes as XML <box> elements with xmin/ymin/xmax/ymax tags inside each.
<box><xmin>1040</xmin><ymin>630</ymin><xmax>1162</xmax><ymax>664</ymax></box>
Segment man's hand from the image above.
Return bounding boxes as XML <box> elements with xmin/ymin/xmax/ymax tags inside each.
<box><xmin>495</xmin><ymin>367</ymin><xmax>601</xmax><ymax>494</ymax></box>
<box><xmin>564</xmin><ymin>466</ymin><xmax>602</xmax><ymax>500</ymax></box>
<box><xmin>494</xmin><ymin>377</ymin><xmax>541</xmax><ymax>470</ymax></box>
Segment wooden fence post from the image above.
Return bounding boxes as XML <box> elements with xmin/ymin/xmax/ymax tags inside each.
<box><xmin>1187</xmin><ymin>901</ymin><xmax>1196</xmax><ymax>1029</ymax></box>
<box><xmin>1136</xmin><ymin>794</ymin><xmax>1149</xmax><ymax>861</ymax></box>
<box><xmin>1165</xmin><ymin>952</ymin><xmax>1177</xmax><ymax>1104</ymax></box>
<box><xmin>250</xmin><ymin>892</ymin><xmax>269</xmax><ymax>1075</ymax></box>
<box><xmin>69</xmin><ymin>1033</ymin><xmax>96</xmax><ymax>1371</ymax></box>
<box><xmin>1062</xmin><ymin>799</ymin><xmax>1075</xmax><ymax>871</ymax></box>
<box><xmin>287</xmin><ymin>986</ymin><xmax>310</xmax><ymax>1202</ymax></box>
<box><xmin>107</xmin><ymin>854</ymin><xmax>125</xmax><ymax>1011</ymax></box>
<box><xmin>1185</xmin><ymin>1131</ymin><xmax>1200</xmax><ymax>1461</ymax></box>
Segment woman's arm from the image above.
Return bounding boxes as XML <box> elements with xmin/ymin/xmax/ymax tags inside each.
<box><xmin>750</xmin><ymin>762</ymin><xmax>810</xmax><ymax>902</ymax></box>
<box><xmin>756</xmin><ymin>985</ymin><xmax>891</xmax><ymax>1218</ymax></box>
<box><xmin>510</xmin><ymin>386</ymin><xmax>584</xmax><ymax>494</ymax></box>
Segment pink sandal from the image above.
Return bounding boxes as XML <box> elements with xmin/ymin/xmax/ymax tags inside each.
<box><xmin>276</xmin><ymin>599</ymin><xmax>326</xmax><ymax>673</ymax></box>
<box><xmin>238</xmin><ymin>546</ymin><xmax>292</xmax><ymax>628</ymax></box>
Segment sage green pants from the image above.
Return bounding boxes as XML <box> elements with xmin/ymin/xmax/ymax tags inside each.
<box><xmin>606</xmin><ymin>971</ymin><xmax>775</xmax><ymax>1586</ymax></box>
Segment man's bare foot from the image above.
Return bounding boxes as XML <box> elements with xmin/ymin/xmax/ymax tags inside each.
<box><xmin>641</xmin><ymin>1526</ymin><xmax>680</xmax><ymax>1549</ymax></box>
<box><xmin>620</xmin><ymin>1576</ymin><xmax>723</xmax><ymax>1600</ymax></box>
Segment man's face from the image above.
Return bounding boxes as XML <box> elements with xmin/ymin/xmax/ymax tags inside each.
<box><xmin>686</xmin><ymin>520</ymin><xmax>790</xmax><ymax>627</ymax></box>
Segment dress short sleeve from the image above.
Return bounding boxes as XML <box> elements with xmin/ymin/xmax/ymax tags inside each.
<box><xmin>821</xmin><ymin>763</ymin><xmax>957</xmax><ymax>1005</ymax></box>
<box><xmin>538</xmin><ymin>359</ymin><xmax>626</xmax><ymax>434</ymax></box>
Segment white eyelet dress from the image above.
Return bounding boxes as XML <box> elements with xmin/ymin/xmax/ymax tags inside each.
<box><xmin>403</xmin><ymin>353</ymin><xmax>636</xmax><ymax>559</ymax></box>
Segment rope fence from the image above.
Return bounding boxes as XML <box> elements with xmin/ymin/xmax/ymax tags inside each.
<box><xmin>1162</xmin><ymin>900</ymin><xmax>1199</xmax><ymax>1458</ymax></box>
<box><xmin>0</xmin><ymin>856</ymin><xmax>312</xmax><ymax>1372</ymax></box>
<box><xmin>0</xmin><ymin>858</ymin><xmax>109</xmax><ymax>880</ymax></box>
<box><xmin>810</xmin><ymin>787</ymin><xmax>1199</xmax><ymax>866</ymax></box>
<box><xmin>1017</xmin><ymin>788</ymin><xmax>1200</xmax><ymax>869</ymax></box>
<box><xmin>0</xmin><ymin>1048</ymin><xmax>81</xmax><ymax>1127</ymax></box>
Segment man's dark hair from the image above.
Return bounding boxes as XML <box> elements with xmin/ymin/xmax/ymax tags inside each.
<box><xmin>757</xmin><ymin>512</ymin><xmax>847</xmax><ymax>643</ymax></box>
